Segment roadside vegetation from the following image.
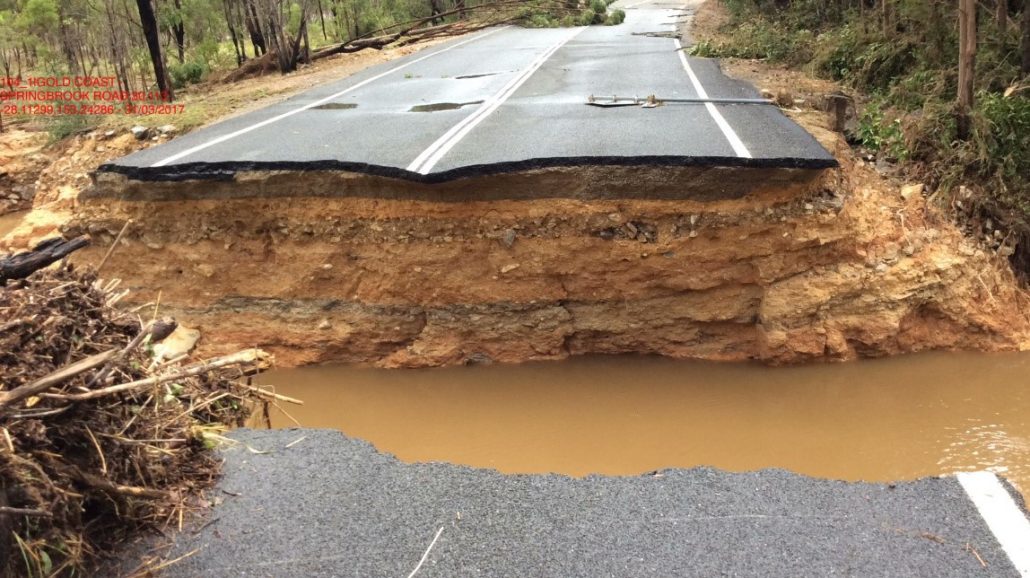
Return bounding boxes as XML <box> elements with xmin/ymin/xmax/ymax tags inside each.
<box><xmin>692</xmin><ymin>0</ymin><xmax>1030</xmax><ymax>278</ymax></box>
<box><xmin>522</xmin><ymin>0</ymin><xmax>625</xmax><ymax>27</ymax></box>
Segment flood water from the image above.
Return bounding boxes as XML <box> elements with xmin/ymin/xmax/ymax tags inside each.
<box><xmin>257</xmin><ymin>352</ymin><xmax>1030</xmax><ymax>496</ymax></box>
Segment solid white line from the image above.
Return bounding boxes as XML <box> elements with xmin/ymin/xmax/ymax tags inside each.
<box><xmin>407</xmin><ymin>27</ymin><xmax>586</xmax><ymax>175</ymax></box>
<box><xmin>150</xmin><ymin>27</ymin><xmax>507</xmax><ymax>167</ymax></box>
<box><xmin>957</xmin><ymin>471</ymin><xmax>1030</xmax><ymax>577</ymax></box>
<box><xmin>672</xmin><ymin>38</ymin><xmax>751</xmax><ymax>158</ymax></box>
<box><xmin>406</xmin><ymin>526</ymin><xmax>444</xmax><ymax>578</ymax></box>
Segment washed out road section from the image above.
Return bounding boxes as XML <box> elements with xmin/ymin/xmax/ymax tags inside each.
<box><xmin>100</xmin><ymin>1</ymin><xmax>835</xmax><ymax>183</ymax></box>
<box><xmin>138</xmin><ymin>429</ymin><xmax>1027</xmax><ymax>578</ymax></box>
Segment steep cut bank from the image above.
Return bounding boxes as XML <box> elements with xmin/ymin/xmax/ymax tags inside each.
<box><xmin>67</xmin><ymin>118</ymin><xmax>1029</xmax><ymax>367</ymax></box>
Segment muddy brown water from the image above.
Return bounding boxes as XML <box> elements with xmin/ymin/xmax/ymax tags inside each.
<box><xmin>257</xmin><ymin>352</ymin><xmax>1030</xmax><ymax>496</ymax></box>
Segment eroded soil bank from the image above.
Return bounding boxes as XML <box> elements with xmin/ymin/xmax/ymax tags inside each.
<box><xmin>67</xmin><ymin>117</ymin><xmax>1030</xmax><ymax>367</ymax></box>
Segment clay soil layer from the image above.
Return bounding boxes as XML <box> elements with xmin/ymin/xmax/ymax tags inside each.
<box><xmin>68</xmin><ymin>144</ymin><xmax>1030</xmax><ymax>367</ymax></box>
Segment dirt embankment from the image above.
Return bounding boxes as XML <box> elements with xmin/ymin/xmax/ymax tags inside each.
<box><xmin>67</xmin><ymin>132</ymin><xmax>1030</xmax><ymax>367</ymax></box>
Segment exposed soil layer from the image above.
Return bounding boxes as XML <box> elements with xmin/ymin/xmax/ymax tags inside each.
<box><xmin>68</xmin><ymin>124</ymin><xmax>1030</xmax><ymax>367</ymax></box>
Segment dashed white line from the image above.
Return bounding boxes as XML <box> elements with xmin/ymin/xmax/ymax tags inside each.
<box><xmin>150</xmin><ymin>27</ymin><xmax>507</xmax><ymax>167</ymax></box>
<box><xmin>957</xmin><ymin>471</ymin><xmax>1030</xmax><ymax>577</ymax></box>
<box><xmin>672</xmin><ymin>38</ymin><xmax>751</xmax><ymax>158</ymax></box>
<box><xmin>407</xmin><ymin>26</ymin><xmax>586</xmax><ymax>175</ymax></box>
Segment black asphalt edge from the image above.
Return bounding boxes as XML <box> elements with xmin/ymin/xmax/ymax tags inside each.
<box><xmin>97</xmin><ymin>428</ymin><xmax>1028</xmax><ymax>578</ymax></box>
<box><xmin>94</xmin><ymin>154</ymin><xmax>839</xmax><ymax>185</ymax></box>
<box><xmin>233</xmin><ymin>429</ymin><xmax>1030</xmax><ymax>539</ymax></box>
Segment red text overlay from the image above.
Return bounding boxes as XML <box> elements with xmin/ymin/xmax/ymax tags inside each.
<box><xmin>0</xmin><ymin>76</ymin><xmax>185</xmax><ymax>116</ymax></box>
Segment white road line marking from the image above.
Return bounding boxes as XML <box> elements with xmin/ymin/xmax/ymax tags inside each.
<box><xmin>150</xmin><ymin>27</ymin><xmax>507</xmax><ymax>167</ymax></box>
<box><xmin>672</xmin><ymin>38</ymin><xmax>751</xmax><ymax>158</ymax></box>
<box><xmin>406</xmin><ymin>526</ymin><xmax>444</xmax><ymax>578</ymax></box>
<box><xmin>957</xmin><ymin>471</ymin><xmax>1030</xmax><ymax>577</ymax></box>
<box><xmin>624</xmin><ymin>0</ymin><xmax>651</xmax><ymax>7</ymax></box>
<box><xmin>407</xmin><ymin>27</ymin><xmax>586</xmax><ymax>175</ymax></box>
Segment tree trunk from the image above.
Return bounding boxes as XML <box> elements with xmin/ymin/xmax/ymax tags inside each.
<box><xmin>224</xmin><ymin>0</ymin><xmax>246</xmax><ymax>65</ymax></box>
<box><xmin>245</xmin><ymin>0</ymin><xmax>267</xmax><ymax>55</ymax></box>
<box><xmin>0</xmin><ymin>237</ymin><xmax>90</xmax><ymax>285</ymax></box>
<box><xmin>317</xmin><ymin>0</ymin><xmax>327</xmax><ymax>40</ymax></box>
<box><xmin>957</xmin><ymin>0</ymin><xmax>977</xmax><ymax>140</ymax></box>
<box><xmin>927</xmin><ymin>0</ymin><xmax>945</xmax><ymax>64</ymax></box>
<box><xmin>135</xmin><ymin>0</ymin><xmax>175</xmax><ymax>101</ymax></box>
<box><xmin>1022</xmin><ymin>0</ymin><xmax>1030</xmax><ymax>74</ymax></box>
<box><xmin>882</xmin><ymin>0</ymin><xmax>893</xmax><ymax>36</ymax></box>
<box><xmin>173</xmin><ymin>0</ymin><xmax>186</xmax><ymax>63</ymax></box>
<box><xmin>302</xmin><ymin>20</ymin><xmax>311</xmax><ymax>64</ymax></box>
<box><xmin>429</xmin><ymin>0</ymin><xmax>445</xmax><ymax>24</ymax></box>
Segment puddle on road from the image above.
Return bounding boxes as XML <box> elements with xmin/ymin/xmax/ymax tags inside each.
<box><xmin>312</xmin><ymin>102</ymin><xmax>358</xmax><ymax>110</ymax></box>
<box><xmin>454</xmin><ymin>73</ymin><xmax>500</xmax><ymax>80</ymax></box>
<box><xmin>409</xmin><ymin>100</ymin><xmax>484</xmax><ymax>113</ymax></box>
<box><xmin>257</xmin><ymin>352</ymin><xmax>1030</xmax><ymax>495</ymax></box>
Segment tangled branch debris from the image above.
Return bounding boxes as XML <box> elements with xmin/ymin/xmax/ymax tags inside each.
<box><xmin>0</xmin><ymin>256</ymin><xmax>276</xmax><ymax>576</ymax></box>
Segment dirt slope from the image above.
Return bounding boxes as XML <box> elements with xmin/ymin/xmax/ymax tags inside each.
<box><xmin>68</xmin><ymin>134</ymin><xmax>1030</xmax><ymax>367</ymax></box>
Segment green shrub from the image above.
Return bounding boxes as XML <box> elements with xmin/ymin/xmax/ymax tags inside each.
<box><xmin>575</xmin><ymin>9</ymin><xmax>596</xmax><ymax>26</ymax></box>
<box><xmin>812</xmin><ymin>24</ymin><xmax>859</xmax><ymax>81</ymax></box>
<box><xmin>169</xmin><ymin>60</ymin><xmax>207</xmax><ymax>88</ymax></box>
<box><xmin>45</xmin><ymin>102</ymin><xmax>95</xmax><ymax>141</ymax></box>
<box><xmin>522</xmin><ymin>12</ymin><xmax>559</xmax><ymax>28</ymax></box>
<box><xmin>688</xmin><ymin>39</ymin><xmax>722</xmax><ymax>57</ymax></box>
<box><xmin>706</xmin><ymin>0</ymin><xmax>1028</xmax><ymax>270</ymax></box>
<box><xmin>978</xmin><ymin>92</ymin><xmax>1030</xmax><ymax>183</ymax></box>
<box><xmin>855</xmin><ymin>99</ymin><xmax>909</xmax><ymax>161</ymax></box>
<box><xmin>605</xmin><ymin>9</ymin><xmax>625</xmax><ymax>25</ymax></box>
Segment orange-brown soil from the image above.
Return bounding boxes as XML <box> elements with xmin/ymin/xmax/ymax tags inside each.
<box><xmin>67</xmin><ymin>133</ymin><xmax>1030</xmax><ymax>367</ymax></box>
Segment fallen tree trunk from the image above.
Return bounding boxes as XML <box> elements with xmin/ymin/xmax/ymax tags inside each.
<box><xmin>0</xmin><ymin>236</ymin><xmax>89</xmax><ymax>284</ymax></box>
<box><xmin>221</xmin><ymin>0</ymin><xmax>577</xmax><ymax>80</ymax></box>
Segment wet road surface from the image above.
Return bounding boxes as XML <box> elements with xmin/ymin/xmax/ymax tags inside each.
<box><xmin>101</xmin><ymin>0</ymin><xmax>835</xmax><ymax>183</ymax></box>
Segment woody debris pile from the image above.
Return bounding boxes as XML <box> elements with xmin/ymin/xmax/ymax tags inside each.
<box><xmin>0</xmin><ymin>239</ymin><xmax>275</xmax><ymax>576</ymax></box>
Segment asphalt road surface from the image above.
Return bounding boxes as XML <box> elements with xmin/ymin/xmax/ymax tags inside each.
<box><xmin>132</xmin><ymin>429</ymin><xmax>1030</xmax><ymax>578</ymax></box>
<box><xmin>103</xmin><ymin>0</ymin><xmax>836</xmax><ymax>183</ymax></box>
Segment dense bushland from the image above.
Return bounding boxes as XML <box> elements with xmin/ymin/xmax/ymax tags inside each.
<box><xmin>692</xmin><ymin>0</ymin><xmax>1029</xmax><ymax>276</ymax></box>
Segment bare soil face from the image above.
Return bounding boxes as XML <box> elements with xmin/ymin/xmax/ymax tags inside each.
<box><xmin>69</xmin><ymin>151</ymin><xmax>1030</xmax><ymax>367</ymax></box>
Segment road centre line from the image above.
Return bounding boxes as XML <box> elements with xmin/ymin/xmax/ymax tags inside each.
<box><xmin>150</xmin><ymin>27</ymin><xmax>507</xmax><ymax>168</ymax></box>
<box><xmin>406</xmin><ymin>26</ymin><xmax>586</xmax><ymax>175</ymax></box>
<box><xmin>672</xmin><ymin>38</ymin><xmax>752</xmax><ymax>158</ymax></box>
<box><xmin>957</xmin><ymin>471</ymin><xmax>1030</xmax><ymax>577</ymax></box>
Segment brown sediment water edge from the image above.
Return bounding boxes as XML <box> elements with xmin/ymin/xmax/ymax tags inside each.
<box><xmin>254</xmin><ymin>351</ymin><xmax>1030</xmax><ymax>498</ymax></box>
